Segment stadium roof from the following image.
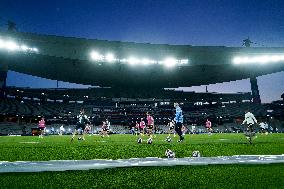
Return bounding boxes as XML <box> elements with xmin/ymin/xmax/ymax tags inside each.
<box><xmin>1</xmin><ymin>31</ymin><xmax>284</xmax><ymax>88</ymax></box>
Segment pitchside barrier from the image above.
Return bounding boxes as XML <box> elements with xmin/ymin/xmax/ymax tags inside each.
<box><xmin>1</xmin><ymin>155</ymin><xmax>284</xmax><ymax>173</ymax></box>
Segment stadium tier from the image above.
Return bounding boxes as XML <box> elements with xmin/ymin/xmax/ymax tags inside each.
<box><xmin>0</xmin><ymin>87</ymin><xmax>283</xmax><ymax>135</ymax></box>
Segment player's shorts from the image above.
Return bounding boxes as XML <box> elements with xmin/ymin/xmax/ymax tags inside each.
<box><xmin>147</xmin><ymin>125</ymin><xmax>154</xmax><ymax>130</ymax></box>
<box><xmin>244</xmin><ymin>131</ymin><xmax>256</xmax><ymax>137</ymax></box>
<box><xmin>76</xmin><ymin>123</ymin><xmax>85</xmax><ymax>131</ymax></box>
<box><xmin>246</xmin><ymin>123</ymin><xmax>254</xmax><ymax>130</ymax></box>
<box><xmin>139</xmin><ymin>127</ymin><xmax>145</xmax><ymax>131</ymax></box>
<box><xmin>102</xmin><ymin>128</ymin><xmax>108</xmax><ymax>131</ymax></box>
<box><xmin>169</xmin><ymin>126</ymin><xmax>174</xmax><ymax>130</ymax></box>
<box><xmin>175</xmin><ymin>122</ymin><xmax>182</xmax><ymax>131</ymax></box>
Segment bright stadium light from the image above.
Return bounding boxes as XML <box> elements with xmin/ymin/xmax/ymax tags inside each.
<box><xmin>90</xmin><ymin>51</ymin><xmax>100</xmax><ymax>60</ymax></box>
<box><xmin>128</xmin><ymin>57</ymin><xmax>140</xmax><ymax>65</ymax></box>
<box><xmin>233</xmin><ymin>54</ymin><xmax>284</xmax><ymax>65</ymax></box>
<box><xmin>90</xmin><ymin>51</ymin><xmax>103</xmax><ymax>61</ymax></box>
<box><xmin>88</xmin><ymin>49</ymin><xmax>189</xmax><ymax>67</ymax></box>
<box><xmin>0</xmin><ymin>37</ymin><xmax>39</xmax><ymax>53</ymax></box>
<box><xmin>20</xmin><ymin>45</ymin><xmax>28</xmax><ymax>51</ymax></box>
<box><xmin>141</xmin><ymin>58</ymin><xmax>151</xmax><ymax>65</ymax></box>
<box><xmin>6</xmin><ymin>41</ymin><xmax>19</xmax><ymax>51</ymax></box>
<box><xmin>32</xmin><ymin>47</ymin><xmax>39</xmax><ymax>52</ymax></box>
<box><xmin>120</xmin><ymin>58</ymin><xmax>127</xmax><ymax>63</ymax></box>
<box><xmin>164</xmin><ymin>58</ymin><xmax>177</xmax><ymax>67</ymax></box>
<box><xmin>180</xmin><ymin>59</ymin><xmax>189</xmax><ymax>65</ymax></box>
<box><xmin>105</xmin><ymin>53</ymin><xmax>115</xmax><ymax>62</ymax></box>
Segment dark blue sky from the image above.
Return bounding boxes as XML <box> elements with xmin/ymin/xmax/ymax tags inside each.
<box><xmin>1</xmin><ymin>0</ymin><xmax>284</xmax><ymax>102</ymax></box>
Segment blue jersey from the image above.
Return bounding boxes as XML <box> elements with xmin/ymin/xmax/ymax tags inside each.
<box><xmin>175</xmin><ymin>106</ymin><xmax>183</xmax><ymax>123</ymax></box>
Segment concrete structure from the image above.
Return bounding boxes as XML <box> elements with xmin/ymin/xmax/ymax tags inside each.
<box><xmin>1</xmin><ymin>31</ymin><xmax>284</xmax><ymax>102</ymax></box>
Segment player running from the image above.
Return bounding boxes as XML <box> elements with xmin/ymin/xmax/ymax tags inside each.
<box><xmin>84</xmin><ymin>124</ymin><xmax>92</xmax><ymax>135</ymax></box>
<box><xmin>71</xmin><ymin>109</ymin><xmax>89</xmax><ymax>141</ymax></box>
<box><xmin>146</xmin><ymin>112</ymin><xmax>155</xmax><ymax>139</ymax></box>
<box><xmin>100</xmin><ymin>120</ymin><xmax>109</xmax><ymax>138</ymax></box>
<box><xmin>139</xmin><ymin>118</ymin><xmax>146</xmax><ymax>136</ymax></box>
<box><xmin>59</xmin><ymin>125</ymin><xmax>65</xmax><ymax>136</ymax></box>
<box><xmin>259</xmin><ymin>121</ymin><xmax>269</xmax><ymax>135</ymax></box>
<box><xmin>38</xmin><ymin>117</ymin><xmax>46</xmax><ymax>138</ymax></box>
<box><xmin>181</xmin><ymin>124</ymin><xmax>188</xmax><ymax>136</ymax></box>
<box><xmin>205</xmin><ymin>119</ymin><xmax>212</xmax><ymax>135</ymax></box>
<box><xmin>167</xmin><ymin>119</ymin><xmax>176</xmax><ymax>138</ymax></box>
<box><xmin>135</xmin><ymin>121</ymin><xmax>140</xmax><ymax>136</ymax></box>
<box><xmin>242</xmin><ymin>110</ymin><xmax>258</xmax><ymax>144</ymax></box>
<box><xmin>174</xmin><ymin>103</ymin><xmax>184</xmax><ymax>142</ymax></box>
<box><xmin>105</xmin><ymin>119</ymin><xmax>111</xmax><ymax>137</ymax></box>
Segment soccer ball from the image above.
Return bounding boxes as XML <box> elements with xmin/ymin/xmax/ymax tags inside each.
<box><xmin>192</xmin><ymin>151</ymin><xmax>201</xmax><ymax>157</ymax></box>
<box><xmin>137</xmin><ymin>138</ymin><xmax>142</xmax><ymax>143</ymax></box>
<box><xmin>166</xmin><ymin>136</ymin><xmax>172</xmax><ymax>142</ymax></box>
<box><xmin>165</xmin><ymin>149</ymin><xmax>175</xmax><ymax>158</ymax></box>
<box><xmin>147</xmin><ymin>138</ymin><xmax>153</xmax><ymax>144</ymax></box>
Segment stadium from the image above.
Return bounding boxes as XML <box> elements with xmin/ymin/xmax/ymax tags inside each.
<box><xmin>1</xmin><ymin>1</ymin><xmax>284</xmax><ymax>188</ymax></box>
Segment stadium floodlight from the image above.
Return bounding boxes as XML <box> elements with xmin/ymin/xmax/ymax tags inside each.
<box><xmin>105</xmin><ymin>53</ymin><xmax>115</xmax><ymax>62</ymax></box>
<box><xmin>0</xmin><ymin>37</ymin><xmax>39</xmax><ymax>53</ymax></box>
<box><xmin>32</xmin><ymin>47</ymin><xmax>39</xmax><ymax>52</ymax></box>
<box><xmin>233</xmin><ymin>54</ymin><xmax>284</xmax><ymax>65</ymax></box>
<box><xmin>120</xmin><ymin>58</ymin><xmax>127</xmax><ymax>63</ymax></box>
<box><xmin>20</xmin><ymin>45</ymin><xmax>28</xmax><ymax>51</ymax></box>
<box><xmin>141</xmin><ymin>58</ymin><xmax>151</xmax><ymax>65</ymax></box>
<box><xmin>127</xmin><ymin>57</ymin><xmax>140</xmax><ymax>65</ymax></box>
<box><xmin>6</xmin><ymin>41</ymin><xmax>19</xmax><ymax>51</ymax></box>
<box><xmin>90</xmin><ymin>51</ymin><xmax>103</xmax><ymax>61</ymax></box>
<box><xmin>180</xmin><ymin>59</ymin><xmax>189</xmax><ymax>65</ymax></box>
<box><xmin>164</xmin><ymin>58</ymin><xmax>177</xmax><ymax>67</ymax></box>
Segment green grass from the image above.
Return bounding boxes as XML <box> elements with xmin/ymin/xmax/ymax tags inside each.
<box><xmin>0</xmin><ymin>133</ymin><xmax>284</xmax><ymax>188</ymax></box>
<box><xmin>1</xmin><ymin>164</ymin><xmax>284</xmax><ymax>189</ymax></box>
<box><xmin>0</xmin><ymin>133</ymin><xmax>283</xmax><ymax>161</ymax></box>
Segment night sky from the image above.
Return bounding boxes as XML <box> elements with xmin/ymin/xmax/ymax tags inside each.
<box><xmin>1</xmin><ymin>0</ymin><xmax>284</xmax><ymax>103</ymax></box>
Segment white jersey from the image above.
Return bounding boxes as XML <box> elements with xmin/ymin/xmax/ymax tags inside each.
<box><xmin>242</xmin><ymin>112</ymin><xmax>257</xmax><ymax>125</ymax></box>
<box><xmin>77</xmin><ymin>114</ymin><xmax>88</xmax><ymax>124</ymax></box>
<box><xmin>106</xmin><ymin>121</ymin><xmax>111</xmax><ymax>129</ymax></box>
<box><xmin>264</xmin><ymin>123</ymin><xmax>269</xmax><ymax>129</ymax></box>
<box><xmin>259</xmin><ymin>122</ymin><xmax>265</xmax><ymax>129</ymax></box>
<box><xmin>60</xmin><ymin>126</ymin><xmax>65</xmax><ymax>131</ymax></box>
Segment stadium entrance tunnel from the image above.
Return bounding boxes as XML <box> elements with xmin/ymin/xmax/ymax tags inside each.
<box><xmin>1</xmin><ymin>155</ymin><xmax>284</xmax><ymax>173</ymax></box>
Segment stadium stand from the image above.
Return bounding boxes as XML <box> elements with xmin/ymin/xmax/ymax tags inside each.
<box><xmin>0</xmin><ymin>87</ymin><xmax>283</xmax><ymax>135</ymax></box>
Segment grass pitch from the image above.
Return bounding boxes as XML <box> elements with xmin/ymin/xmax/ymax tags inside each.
<box><xmin>0</xmin><ymin>133</ymin><xmax>284</xmax><ymax>188</ymax></box>
<box><xmin>0</xmin><ymin>133</ymin><xmax>283</xmax><ymax>161</ymax></box>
